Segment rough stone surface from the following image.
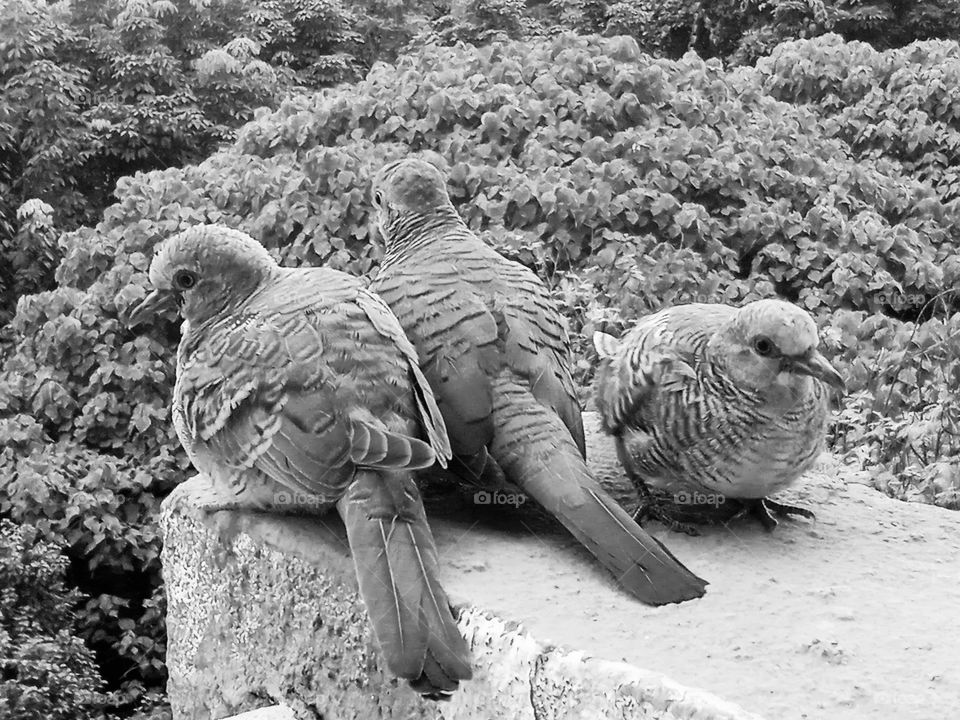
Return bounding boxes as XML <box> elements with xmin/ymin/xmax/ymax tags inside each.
<box><xmin>163</xmin><ymin>413</ymin><xmax>960</xmax><ymax>720</ymax></box>
<box><xmin>225</xmin><ymin>706</ymin><xmax>296</xmax><ymax>720</ymax></box>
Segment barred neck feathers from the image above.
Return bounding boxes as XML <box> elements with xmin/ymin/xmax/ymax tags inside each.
<box><xmin>698</xmin><ymin>353</ymin><xmax>764</xmax><ymax>406</ymax></box>
<box><xmin>381</xmin><ymin>207</ymin><xmax>466</xmax><ymax>264</ymax></box>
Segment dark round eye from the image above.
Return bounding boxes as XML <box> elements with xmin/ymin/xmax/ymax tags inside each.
<box><xmin>373</xmin><ymin>190</ymin><xmax>383</xmax><ymax>206</ymax></box>
<box><xmin>173</xmin><ymin>269</ymin><xmax>198</xmax><ymax>290</ymax></box>
<box><xmin>753</xmin><ymin>336</ymin><xmax>774</xmax><ymax>357</ymax></box>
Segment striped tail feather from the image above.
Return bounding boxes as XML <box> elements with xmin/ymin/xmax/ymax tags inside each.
<box><xmin>338</xmin><ymin>470</ymin><xmax>472</xmax><ymax>699</ymax></box>
<box><xmin>488</xmin><ymin>376</ymin><xmax>708</xmax><ymax>605</ymax></box>
<box><xmin>408</xmin><ymin>361</ymin><xmax>453</xmax><ymax>468</ymax></box>
<box><xmin>348</xmin><ymin>419</ymin><xmax>438</xmax><ymax>470</ymax></box>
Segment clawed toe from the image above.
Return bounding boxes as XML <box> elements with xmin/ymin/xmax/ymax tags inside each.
<box><xmin>739</xmin><ymin>498</ymin><xmax>816</xmax><ymax>531</ymax></box>
<box><xmin>633</xmin><ymin>502</ymin><xmax>703</xmax><ymax>536</ymax></box>
<box><xmin>764</xmin><ymin>499</ymin><xmax>816</xmax><ymax>521</ymax></box>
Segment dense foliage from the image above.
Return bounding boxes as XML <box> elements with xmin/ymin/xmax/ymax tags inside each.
<box><xmin>0</xmin><ymin>0</ymin><xmax>431</xmax><ymax>324</ymax></box>
<box><xmin>0</xmin><ymin>519</ymin><xmax>110</xmax><ymax>719</ymax></box>
<box><xmin>4</xmin><ymin>0</ymin><xmax>958</xmax><ymax>318</ymax></box>
<box><xmin>759</xmin><ymin>34</ymin><xmax>960</xmax><ymax>202</ymax></box>
<box><xmin>579</xmin><ymin>0</ymin><xmax>960</xmax><ymax>64</ymax></box>
<box><xmin>3</xmin><ymin>19</ymin><xmax>960</xmax><ymax>718</ymax></box>
<box><xmin>423</xmin><ymin>1</ymin><xmax>960</xmax><ymax>64</ymax></box>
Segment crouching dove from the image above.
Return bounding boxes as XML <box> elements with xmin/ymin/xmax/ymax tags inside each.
<box><xmin>369</xmin><ymin>158</ymin><xmax>707</xmax><ymax>605</ymax></box>
<box><xmin>127</xmin><ymin>225</ymin><xmax>471</xmax><ymax>699</ymax></box>
<box><xmin>593</xmin><ymin>300</ymin><xmax>846</xmax><ymax>531</ymax></box>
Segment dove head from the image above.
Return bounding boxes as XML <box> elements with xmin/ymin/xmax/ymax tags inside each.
<box><xmin>371</xmin><ymin>157</ymin><xmax>460</xmax><ymax>249</ymax></box>
<box><xmin>708</xmin><ymin>299</ymin><xmax>845</xmax><ymax>397</ymax></box>
<box><xmin>134</xmin><ymin>225</ymin><xmax>277</xmax><ymax>327</ymax></box>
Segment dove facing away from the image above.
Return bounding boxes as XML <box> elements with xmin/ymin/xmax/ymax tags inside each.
<box><xmin>593</xmin><ymin>299</ymin><xmax>845</xmax><ymax>530</ymax></box>
<box><xmin>368</xmin><ymin>158</ymin><xmax>707</xmax><ymax>606</ymax></box>
<box><xmin>127</xmin><ymin>225</ymin><xmax>471</xmax><ymax>699</ymax></box>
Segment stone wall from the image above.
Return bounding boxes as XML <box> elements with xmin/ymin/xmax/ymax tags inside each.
<box><xmin>163</xmin><ymin>413</ymin><xmax>960</xmax><ymax>720</ymax></box>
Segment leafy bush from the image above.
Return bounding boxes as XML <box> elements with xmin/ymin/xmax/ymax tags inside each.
<box><xmin>758</xmin><ymin>34</ymin><xmax>960</xmax><ymax>201</ymax></box>
<box><xmin>3</xmin><ymin>29</ymin><xmax>960</xmax><ymax>711</ymax></box>
<box><xmin>4</xmin><ymin>0</ymin><xmax>958</xmax><ymax>299</ymax></box>
<box><xmin>418</xmin><ymin>0</ymin><xmax>530</xmax><ymax>46</ymax></box>
<box><xmin>0</xmin><ymin>0</ymin><xmax>433</xmax><ymax>324</ymax></box>
<box><xmin>0</xmin><ymin>0</ymin><xmax>273</xmax><ymax>322</ymax></box>
<box><xmin>0</xmin><ymin>518</ymin><xmax>111</xmax><ymax>720</ymax></box>
<box><xmin>0</xmin><ymin>268</ymin><xmax>180</xmax><ymax>708</ymax></box>
<box><xmin>550</xmin><ymin>1</ymin><xmax>960</xmax><ymax>64</ymax></box>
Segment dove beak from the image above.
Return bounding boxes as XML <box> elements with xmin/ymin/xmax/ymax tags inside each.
<box><xmin>789</xmin><ymin>351</ymin><xmax>846</xmax><ymax>393</ymax></box>
<box><xmin>126</xmin><ymin>289</ymin><xmax>173</xmax><ymax>328</ymax></box>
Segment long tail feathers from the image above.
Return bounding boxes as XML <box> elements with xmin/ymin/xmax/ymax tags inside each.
<box><xmin>408</xmin><ymin>362</ymin><xmax>453</xmax><ymax>467</ymax></box>
<box><xmin>338</xmin><ymin>470</ymin><xmax>472</xmax><ymax>699</ymax></box>
<box><xmin>489</xmin><ymin>379</ymin><xmax>708</xmax><ymax>605</ymax></box>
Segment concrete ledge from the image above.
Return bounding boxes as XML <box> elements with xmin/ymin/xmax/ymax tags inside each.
<box><xmin>163</xmin><ymin>413</ymin><xmax>960</xmax><ymax>720</ymax></box>
<box><xmin>162</xmin><ymin>490</ymin><xmax>757</xmax><ymax>720</ymax></box>
<box><xmin>224</xmin><ymin>707</ymin><xmax>296</xmax><ymax>720</ymax></box>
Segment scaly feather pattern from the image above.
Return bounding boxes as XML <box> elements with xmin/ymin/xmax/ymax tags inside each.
<box><xmin>369</xmin><ymin>158</ymin><xmax>707</xmax><ymax>604</ymax></box>
<box><xmin>131</xmin><ymin>225</ymin><xmax>470</xmax><ymax>698</ymax></box>
<box><xmin>593</xmin><ymin>300</ymin><xmax>844</xmax><ymax>528</ymax></box>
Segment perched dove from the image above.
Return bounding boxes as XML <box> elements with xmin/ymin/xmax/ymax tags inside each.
<box><xmin>593</xmin><ymin>300</ymin><xmax>846</xmax><ymax>530</ymax></box>
<box><xmin>127</xmin><ymin>225</ymin><xmax>471</xmax><ymax>698</ymax></box>
<box><xmin>367</xmin><ymin>158</ymin><xmax>707</xmax><ymax>606</ymax></box>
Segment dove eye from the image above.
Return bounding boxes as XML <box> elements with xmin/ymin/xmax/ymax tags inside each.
<box><xmin>173</xmin><ymin>269</ymin><xmax>198</xmax><ymax>290</ymax></box>
<box><xmin>374</xmin><ymin>190</ymin><xmax>384</xmax><ymax>206</ymax></box>
<box><xmin>753</xmin><ymin>336</ymin><xmax>775</xmax><ymax>357</ymax></box>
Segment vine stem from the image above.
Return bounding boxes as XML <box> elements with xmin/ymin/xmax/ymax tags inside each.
<box><xmin>879</xmin><ymin>287</ymin><xmax>959</xmax><ymax>418</ymax></box>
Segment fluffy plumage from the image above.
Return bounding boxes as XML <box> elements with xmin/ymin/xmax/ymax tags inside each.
<box><xmin>128</xmin><ymin>224</ymin><xmax>470</xmax><ymax>698</ymax></box>
<box><xmin>593</xmin><ymin>300</ymin><xmax>845</xmax><ymax>530</ymax></box>
<box><xmin>369</xmin><ymin>158</ymin><xmax>707</xmax><ymax>605</ymax></box>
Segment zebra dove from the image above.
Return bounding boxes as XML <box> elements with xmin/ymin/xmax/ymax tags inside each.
<box><xmin>593</xmin><ymin>300</ymin><xmax>845</xmax><ymax>531</ymax></box>
<box><xmin>127</xmin><ymin>225</ymin><xmax>471</xmax><ymax>698</ymax></box>
<box><xmin>368</xmin><ymin>158</ymin><xmax>707</xmax><ymax>606</ymax></box>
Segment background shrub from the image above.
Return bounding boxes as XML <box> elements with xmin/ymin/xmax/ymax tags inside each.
<box><xmin>0</xmin><ymin>0</ymin><xmax>434</xmax><ymax>325</ymax></box>
<box><xmin>5</xmin><ymin>0</ymin><xmax>957</xmax><ymax>299</ymax></box>
<box><xmin>0</xmin><ymin>518</ymin><xmax>111</xmax><ymax>720</ymax></box>
<box><xmin>758</xmin><ymin>35</ymin><xmax>960</xmax><ymax>202</ymax></box>
<box><xmin>549</xmin><ymin>1</ymin><xmax>960</xmax><ymax>65</ymax></box>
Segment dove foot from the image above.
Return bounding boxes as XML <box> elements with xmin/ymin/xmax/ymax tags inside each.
<box><xmin>734</xmin><ymin>498</ymin><xmax>816</xmax><ymax>531</ymax></box>
<box><xmin>632</xmin><ymin>498</ymin><xmax>704</xmax><ymax>536</ymax></box>
<box><xmin>637</xmin><ymin>506</ymin><xmax>703</xmax><ymax>536</ymax></box>
<box><xmin>166</xmin><ymin>480</ymin><xmax>246</xmax><ymax>521</ymax></box>
<box><xmin>627</xmin><ymin>479</ymin><xmax>708</xmax><ymax>534</ymax></box>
